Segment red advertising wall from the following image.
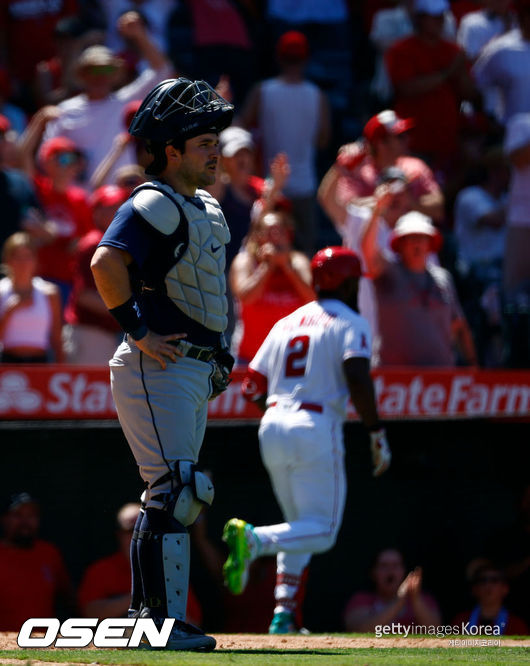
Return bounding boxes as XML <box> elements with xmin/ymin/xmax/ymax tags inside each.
<box><xmin>0</xmin><ymin>366</ymin><xmax>529</xmax><ymax>421</ymax></box>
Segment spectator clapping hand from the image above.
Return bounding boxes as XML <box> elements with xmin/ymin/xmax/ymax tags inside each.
<box><xmin>397</xmin><ymin>567</ymin><xmax>423</xmax><ymax>601</ymax></box>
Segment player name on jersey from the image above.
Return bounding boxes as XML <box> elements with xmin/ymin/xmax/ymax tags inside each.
<box><xmin>0</xmin><ymin>367</ymin><xmax>528</xmax><ymax>421</ymax></box>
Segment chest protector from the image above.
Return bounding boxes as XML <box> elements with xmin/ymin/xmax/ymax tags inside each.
<box><xmin>132</xmin><ymin>181</ymin><xmax>230</xmax><ymax>332</ymax></box>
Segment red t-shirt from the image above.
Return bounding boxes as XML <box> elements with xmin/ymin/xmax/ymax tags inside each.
<box><xmin>385</xmin><ymin>35</ymin><xmax>464</xmax><ymax>159</ymax></box>
<box><xmin>64</xmin><ymin>229</ymin><xmax>121</xmax><ymax>332</ymax></box>
<box><xmin>0</xmin><ymin>539</ymin><xmax>71</xmax><ymax>631</ymax></box>
<box><xmin>0</xmin><ymin>0</ymin><xmax>78</xmax><ymax>84</ymax></box>
<box><xmin>78</xmin><ymin>550</ymin><xmax>202</xmax><ymax>626</ymax></box>
<box><xmin>189</xmin><ymin>0</ymin><xmax>251</xmax><ymax>48</ymax></box>
<box><xmin>235</xmin><ymin>266</ymin><xmax>307</xmax><ymax>363</ymax></box>
<box><xmin>34</xmin><ymin>176</ymin><xmax>93</xmax><ymax>284</ymax></box>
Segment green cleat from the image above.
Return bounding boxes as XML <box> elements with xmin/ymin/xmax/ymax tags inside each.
<box><xmin>222</xmin><ymin>518</ymin><xmax>258</xmax><ymax>595</ymax></box>
<box><xmin>268</xmin><ymin>611</ymin><xmax>298</xmax><ymax>634</ymax></box>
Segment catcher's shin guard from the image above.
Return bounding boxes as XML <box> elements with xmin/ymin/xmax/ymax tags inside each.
<box><xmin>137</xmin><ymin>508</ymin><xmax>190</xmax><ymax>621</ymax></box>
<box><xmin>162</xmin><ymin>531</ymin><xmax>190</xmax><ymax>621</ymax></box>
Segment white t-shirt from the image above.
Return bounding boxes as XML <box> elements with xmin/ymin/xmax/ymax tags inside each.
<box><xmin>472</xmin><ymin>29</ymin><xmax>530</xmax><ymax>124</ymax></box>
<box><xmin>259</xmin><ymin>78</ymin><xmax>320</xmax><ymax>197</ymax></box>
<box><xmin>454</xmin><ymin>185</ymin><xmax>506</xmax><ymax>263</ymax></box>
<box><xmin>43</xmin><ymin>64</ymin><xmax>172</xmax><ymax>184</ymax></box>
<box><xmin>504</xmin><ymin>113</ymin><xmax>530</xmax><ymax>227</ymax></box>
<box><xmin>0</xmin><ymin>276</ymin><xmax>52</xmax><ymax>350</ymax></box>
<box><xmin>250</xmin><ymin>298</ymin><xmax>371</xmax><ymax>420</ymax></box>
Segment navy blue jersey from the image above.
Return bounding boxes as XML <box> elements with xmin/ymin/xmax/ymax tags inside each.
<box><xmin>99</xmin><ymin>198</ymin><xmax>222</xmax><ymax>347</ymax></box>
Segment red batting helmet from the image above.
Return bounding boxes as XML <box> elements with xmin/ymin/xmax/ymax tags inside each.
<box><xmin>311</xmin><ymin>246</ymin><xmax>363</xmax><ymax>292</ymax></box>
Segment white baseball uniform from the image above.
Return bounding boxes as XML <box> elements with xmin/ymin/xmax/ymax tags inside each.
<box><xmin>244</xmin><ymin>297</ymin><xmax>372</xmax><ymax>595</ymax></box>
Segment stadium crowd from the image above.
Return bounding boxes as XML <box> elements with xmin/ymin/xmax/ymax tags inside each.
<box><xmin>0</xmin><ymin>0</ymin><xmax>529</xmax><ymax>637</ymax></box>
<box><xmin>0</xmin><ymin>0</ymin><xmax>529</xmax><ymax>368</ymax></box>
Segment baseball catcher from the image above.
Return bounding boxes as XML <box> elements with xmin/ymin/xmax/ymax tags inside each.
<box><xmin>91</xmin><ymin>78</ymin><xmax>234</xmax><ymax>651</ymax></box>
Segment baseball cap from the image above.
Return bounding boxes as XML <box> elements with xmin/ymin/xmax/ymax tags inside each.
<box><xmin>276</xmin><ymin>31</ymin><xmax>309</xmax><ymax>62</ymax></box>
<box><xmin>363</xmin><ymin>110</ymin><xmax>414</xmax><ymax>144</ymax></box>
<box><xmin>414</xmin><ymin>0</ymin><xmax>449</xmax><ymax>15</ymax></box>
<box><xmin>390</xmin><ymin>211</ymin><xmax>442</xmax><ymax>252</ymax></box>
<box><xmin>90</xmin><ymin>184</ymin><xmax>128</xmax><ymax>208</ymax></box>
<box><xmin>1</xmin><ymin>491</ymin><xmax>38</xmax><ymax>514</ymax></box>
<box><xmin>76</xmin><ymin>45</ymin><xmax>123</xmax><ymax>72</ymax></box>
<box><xmin>39</xmin><ymin>136</ymin><xmax>80</xmax><ymax>162</ymax></box>
<box><xmin>219</xmin><ymin>126</ymin><xmax>255</xmax><ymax>158</ymax></box>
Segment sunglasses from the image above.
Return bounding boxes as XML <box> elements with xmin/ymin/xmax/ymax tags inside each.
<box><xmin>54</xmin><ymin>152</ymin><xmax>79</xmax><ymax>166</ymax></box>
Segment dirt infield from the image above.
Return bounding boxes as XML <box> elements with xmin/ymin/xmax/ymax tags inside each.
<box><xmin>1</xmin><ymin>631</ymin><xmax>529</xmax><ymax>654</ymax></box>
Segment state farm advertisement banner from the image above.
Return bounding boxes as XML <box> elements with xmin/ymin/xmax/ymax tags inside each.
<box><xmin>0</xmin><ymin>366</ymin><xmax>529</xmax><ymax>422</ymax></box>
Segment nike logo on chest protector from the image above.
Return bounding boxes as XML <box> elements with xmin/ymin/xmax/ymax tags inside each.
<box><xmin>168</xmin><ymin>193</ymin><xmax>231</xmax><ymax>332</ymax></box>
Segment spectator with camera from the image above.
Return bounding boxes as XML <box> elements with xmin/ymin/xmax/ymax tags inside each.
<box><xmin>327</xmin><ymin>109</ymin><xmax>444</xmax><ymax>224</ymax></box>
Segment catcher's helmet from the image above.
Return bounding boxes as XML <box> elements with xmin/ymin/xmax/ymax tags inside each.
<box><xmin>311</xmin><ymin>246</ymin><xmax>363</xmax><ymax>292</ymax></box>
<box><xmin>129</xmin><ymin>78</ymin><xmax>234</xmax><ymax>143</ymax></box>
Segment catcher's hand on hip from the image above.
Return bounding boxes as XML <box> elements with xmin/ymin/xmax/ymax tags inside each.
<box><xmin>135</xmin><ymin>331</ymin><xmax>187</xmax><ymax>370</ymax></box>
<box><xmin>370</xmin><ymin>428</ymin><xmax>391</xmax><ymax>477</ymax></box>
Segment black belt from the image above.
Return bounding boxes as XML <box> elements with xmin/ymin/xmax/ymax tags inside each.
<box><xmin>185</xmin><ymin>345</ymin><xmax>216</xmax><ymax>362</ymax></box>
<box><xmin>168</xmin><ymin>340</ymin><xmax>216</xmax><ymax>363</ymax></box>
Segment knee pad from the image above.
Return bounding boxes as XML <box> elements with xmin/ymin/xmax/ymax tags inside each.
<box><xmin>148</xmin><ymin>461</ymin><xmax>214</xmax><ymax>526</ymax></box>
<box><xmin>172</xmin><ymin>461</ymin><xmax>214</xmax><ymax>526</ymax></box>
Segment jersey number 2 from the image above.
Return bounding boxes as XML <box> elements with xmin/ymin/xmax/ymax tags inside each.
<box><xmin>285</xmin><ymin>335</ymin><xmax>310</xmax><ymax>377</ymax></box>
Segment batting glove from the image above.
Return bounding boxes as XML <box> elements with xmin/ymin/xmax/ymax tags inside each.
<box><xmin>370</xmin><ymin>428</ymin><xmax>391</xmax><ymax>477</ymax></box>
